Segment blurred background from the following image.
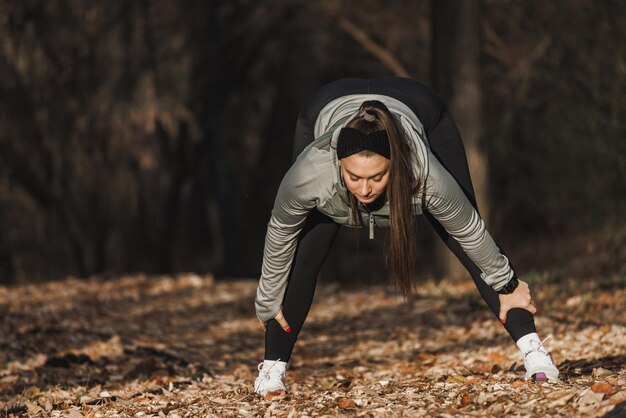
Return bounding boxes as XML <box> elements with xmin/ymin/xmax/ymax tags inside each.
<box><xmin>0</xmin><ymin>0</ymin><xmax>624</xmax><ymax>285</ymax></box>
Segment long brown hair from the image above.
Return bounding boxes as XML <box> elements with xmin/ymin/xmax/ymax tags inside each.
<box><xmin>344</xmin><ymin>100</ymin><xmax>420</xmax><ymax>298</ymax></box>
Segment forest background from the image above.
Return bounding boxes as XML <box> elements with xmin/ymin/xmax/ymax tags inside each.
<box><xmin>0</xmin><ymin>0</ymin><xmax>624</xmax><ymax>285</ymax></box>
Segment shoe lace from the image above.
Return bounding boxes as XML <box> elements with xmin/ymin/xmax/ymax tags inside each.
<box><xmin>257</xmin><ymin>358</ymin><xmax>284</xmax><ymax>381</ymax></box>
<box><xmin>524</xmin><ymin>335</ymin><xmax>552</xmax><ymax>358</ymax></box>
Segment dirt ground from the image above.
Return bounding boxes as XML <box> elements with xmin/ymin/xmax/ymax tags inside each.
<box><xmin>0</xmin><ymin>273</ymin><xmax>624</xmax><ymax>417</ymax></box>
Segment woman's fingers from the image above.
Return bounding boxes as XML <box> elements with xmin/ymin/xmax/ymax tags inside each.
<box><xmin>274</xmin><ymin>310</ymin><xmax>292</xmax><ymax>333</ymax></box>
<box><xmin>498</xmin><ymin>298</ymin><xmax>510</xmax><ymax>324</ymax></box>
<box><xmin>257</xmin><ymin>309</ymin><xmax>291</xmax><ymax>333</ymax></box>
<box><xmin>521</xmin><ymin>281</ymin><xmax>538</xmax><ymax>314</ymax></box>
<box><xmin>498</xmin><ymin>280</ymin><xmax>538</xmax><ymax>324</ymax></box>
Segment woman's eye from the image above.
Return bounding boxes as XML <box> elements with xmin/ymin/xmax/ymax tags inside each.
<box><xmin>350</xmin><ymin>177</ymin><xmax>359</xmax><ymax>182</ymax></box>
<box><xmin>373</xmin><ymin>177</ymin><xmax>383</xmax><ymax>182</ymax></box>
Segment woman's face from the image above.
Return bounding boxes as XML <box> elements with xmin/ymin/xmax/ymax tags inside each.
<box><xmin>340</xmin><ymin>153</ymin><xmax>390</xmax><ymax>204</ymax></box>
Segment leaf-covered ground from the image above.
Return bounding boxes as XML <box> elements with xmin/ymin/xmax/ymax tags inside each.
<box><xmin>0</xmin><ymin>273</ymin><xmax>624</xmax><ymax>417</ymax></box>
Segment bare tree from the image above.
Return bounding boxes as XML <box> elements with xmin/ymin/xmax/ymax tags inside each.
<box><xmin>431</xmin><ymin>0</ymin><xmax>487</xmax><ymax>279</ymax></box>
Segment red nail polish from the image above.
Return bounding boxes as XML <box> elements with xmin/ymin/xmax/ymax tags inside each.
<box><xmin>500</xmin><ymin>320</ymin><xmax>505</xmax><ymax>325</ymax></box>
<box><xmin>285</xmin><ymin>327</ymin><xmax>291</xmax><ymax>333</ymax></box>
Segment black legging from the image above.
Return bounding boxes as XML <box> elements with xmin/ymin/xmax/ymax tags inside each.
<box><xmin>265</xmin><ymin>77</ymin><xmax>536</xmax><ymax>362</ymax></box>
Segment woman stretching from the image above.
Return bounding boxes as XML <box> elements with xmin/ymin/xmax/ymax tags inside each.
<box><xmin>253</xmin><ymin>77</ymin><xmax>559</xmax><ymax>396</ymax></box>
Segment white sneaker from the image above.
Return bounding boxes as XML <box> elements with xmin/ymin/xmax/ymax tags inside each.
<box><xmin>523</xmin><ymin>338</ymin><xmax>560</xmax><ymax>382</ymax></box>
<box><xmin>254</xmin><ymin>359</ymin><xmax>288</xmax><ymax>396</ymax></box>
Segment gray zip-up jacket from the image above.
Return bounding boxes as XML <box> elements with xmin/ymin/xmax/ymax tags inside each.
<box><xmin>255</xmin><ymin>94</ymin><xmax>514</xmax><ymax>323</ymax></box>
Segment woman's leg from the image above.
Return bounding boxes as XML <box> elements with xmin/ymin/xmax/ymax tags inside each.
<box><xmin>264</xmin><ymin>209</ymin><xmax>339</xmax><ymax>361</ymax></box>
<box><xmin>424</xmin><ymin>110</ymin><xmax>537</xmax><ymax>341</ymax></box>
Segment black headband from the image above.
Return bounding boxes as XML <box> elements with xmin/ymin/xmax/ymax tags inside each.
<box><xmin>336</xmin><ymin>127</ymin><xmax>391</xmax><ymax>159</ymax></box>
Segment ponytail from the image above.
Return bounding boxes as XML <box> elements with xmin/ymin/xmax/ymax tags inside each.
<box><xmin>345</xmin><ymin>100</ymin><xmax>420</xmax><ymax>298</ymax></box>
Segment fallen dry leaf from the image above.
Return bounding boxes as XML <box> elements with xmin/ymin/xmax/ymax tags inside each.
<box><xmin>546</xmin><ymin>389</ymin><xmax>575</xmax><ymax>407</ymax></box>
<box><xmin>591</xmin><ymin>382</ymin><xmax>614</xmax><ymax>394</ymax></box>
<box><xmin>459</xmin><ymin>391</ymin><xmax>471</xmax><ymax>407</ymax></box>
<box><xmin>264</xmin><ymin>390</ymin><xmax>287</xmax><ymax>401</ymax></box>
<box><xmin>415</xmin><ymin>353</ymin><xmax>438</xmax><ymax>366</ymax></box>
<box><xmin>577</xmin><ymin>388</ymin><xmax>605</xmax><ymax>405</ymax></box>
<box><xmin>446</xmin><ymin>375</ymin><xmax>467</xmax><ymax>383</ymax></box>
<box><xmin>23</xmin><ymin>386</ymin><xmax>41</xmax><ymax>398</ymax></box>
<box><xmin>487</xmin><ymin>352</ymin><xmax>510</xmax><ymax>364</ymax></box>
<box><xmin>320</xmin><ymin>380</ymin><xmax>335</xmax><ymax>390</ymax></box>
<box><xmin>592</xmin><ymin>368</ymin><xmax>614</xmax><ymax>377</ymax></box>
<box><xmin>26</xmin><ymin>402</ymin><xmax>43</xmax><ymax>414</ymax></box>
<box><xmin>339</xmin><ymin>397</ymin><xmax>357</xmax><ymax>409</ymax></box>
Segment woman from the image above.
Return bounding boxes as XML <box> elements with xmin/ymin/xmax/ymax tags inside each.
<box><xmin>253</xmin><ymin>77</ymin><xmax>559</xmax><ymax>396</ymax></box>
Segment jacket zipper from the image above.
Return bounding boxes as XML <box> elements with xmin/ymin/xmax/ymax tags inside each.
<box><xmin>358</xmin><ymin>202</ymin><xmax>375</xmax><ymax>239</ymax></box>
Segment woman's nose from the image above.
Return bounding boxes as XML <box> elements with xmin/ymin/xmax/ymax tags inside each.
<box><xmin>360</xmin><ymin>181</ymin><xmax>371</xmax><ymax>196</ymax></box>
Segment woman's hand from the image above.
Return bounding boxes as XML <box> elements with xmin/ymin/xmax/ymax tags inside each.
<box><xmin>259</xmin><ymin>308</ymin><xmax>292</xmax><ymax>333</ymax></box>
<box><xmin>498</xmin><ymin>280</ymin><xmax>537</xmax><ymax>324</ymax></box>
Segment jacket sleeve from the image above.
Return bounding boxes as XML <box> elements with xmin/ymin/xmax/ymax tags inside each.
<box><xmin>255</xmin><ymin>156</ymin><xmax>321</xmax><ymax>323</ymax></box>
<box><xmin>423</xmin><ymin>154</ymin><xmax>515</xmax><ymax>291</ymax></box>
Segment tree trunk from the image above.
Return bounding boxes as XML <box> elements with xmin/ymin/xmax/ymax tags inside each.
<box><xmin>431</xmin><ymin>0</ymin><xmax>487</xmax><ymax>279</ymax></box>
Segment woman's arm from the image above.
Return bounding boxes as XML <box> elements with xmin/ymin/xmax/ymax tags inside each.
<box><xmin>255</xmin><ymin>156</ymin><xmax>323</xmax><ymax>323</ymax></box>
<box><xmin>423</xmin><ymin>154</ymin><xmax>514</xmax><ymax>292</ymax></box>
